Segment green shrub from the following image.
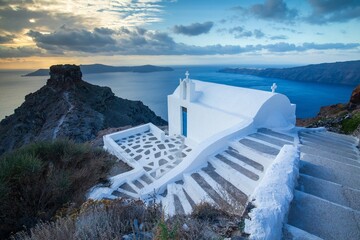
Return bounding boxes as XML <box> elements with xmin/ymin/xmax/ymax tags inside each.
<box><xmin>0</xmin><ymin>140</ymin><xmax>115</xmax><ymax>239</ymax></box>
<box><xmin>341</xmin><ymin>112</ymin><xmax>360</xmax><ymax>134</ymax></box>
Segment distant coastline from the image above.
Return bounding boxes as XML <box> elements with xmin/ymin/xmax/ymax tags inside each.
<box><xmin>219</xmin><ymin>60</ymin><xmax>360</xmax><ymax>85</ymax></box>
<box><xmin>23</xmin><ymin>64</ymin><xmax>174</xmax><ymax>76</ymax></box>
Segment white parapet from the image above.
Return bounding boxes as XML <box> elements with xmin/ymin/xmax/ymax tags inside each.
<box><xmin>244</xmin><ymin>144</ymin><xmax>300</xmax><ymax>240</ymax></box>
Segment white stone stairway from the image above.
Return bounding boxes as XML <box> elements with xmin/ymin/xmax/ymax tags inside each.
<box><xmin>161</xmin><ymin>128</ymin><xmax>294</xmax><ymax>217</ymax></box>
<box><xmin>284</xmin><ymin>131</ymin><xmax>360</xmax><ymax>240</ymax></box>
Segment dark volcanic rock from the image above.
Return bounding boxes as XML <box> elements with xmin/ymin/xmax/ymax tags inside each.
<box><xmin>350</xmin><ymin>84</ymin><xmax>360</xmax><ymax>105</ymax></box>
<box><xmin>0</xmin><ymin>65</ymin><xmax>167</xmax><ymax>155</ymax></box>
<box><xmin>48</xmin><ymin>64</ymin><xmax>82</xmax><ymax>88</ymax></box>
<box><xmin>219</xmin><ymin>60</ymin><xmax>360</xmax><ymax>85</ymax></box>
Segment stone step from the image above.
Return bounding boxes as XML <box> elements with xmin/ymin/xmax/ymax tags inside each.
<box><xmin>229</xmin><ymin>142</ymin><xmax>273</xmax><ymax>169</ymax></box>
<box><xmin>300</xmin><ymin>138</ymin><xmax>358</xmax><ymax>159</ymax></box>
<box><xmin>246</xmin><ymin>136</ymin><xmax>283</xmax><ymax>150</ymax></box>
<box><xmin>258</xmin><ymin>128</ymin><xmax>295</xmax><ymax>142</ymax></box>
<box><xmin>183</xmin><ymin>174</ymin><xmax>215</xmax><ymax>205</ymax></box>
<box><xmin>300</xmin><ymin>154</ymin><xmax>360</xmax><ymax>190</ymax></box>
<box><xmin>299</xmin><ymin>132</ymin><xmax>356</xmax><ymax>148</ymax></box>
<box><xmin>225</xmin><ymin>147</ymin><xmax>264</xmax><ymax>172</ymax></box>
<box><xmin>172</xmin><ymin>184</ymin><xmax>193</xmax><ymax>215</ymax></box>
<box><xmin>162</xmin><ymin>184</ymin><xmax>176</xmax><ymax>216</ymax></box>
<box><xmin>172</xmin><ymin>192</ymin><xmax>185</xmax><ymax>215</ymax></box>
<box><xmin>139</xmin><ymin>174</ymin><xmax>154</xmax><ymax>185</ymax></box>
<box><xmin>238</xmin><ymin>138</ymin><xmax>280</xmax><ymax>156</ymax></box>
<box><xmin>248</xmin><ymin>132</ymin><xmax>292</xmax><ymax>147</ymax></box>
<box><xmin>197</xmin><ymin>170</ymin><xmax>239</xmax><ymax>209</ymax></box>
<box><xmin>119</xmin><ymin>182</ymin><xmax>140</xmax><ymax>195</ymax></box>
<box><xmin>132</xmin><ymin>179</ymin><xmax>145</xmax><ymax>189</ymax></box>
<box><xmin>287</xmin><ymin>190</ymin><xmax>360</xmax><ymax>240</ymax></box>
<box><xmin>301</xmin><ymin>148</ymin><xmax>360</xmax><ymax>168</ymax></box>
<box><xmin>209</xmin><ymin>158</ymin><xmax>255</xmax><ymax>196</ymax></box>
<box><xmin>300</xmin><ymin>145</ymin><xmax>359</xmax><ymax>163</ymax></box>
<box><xmin>202</xmin><ymin>163</ymin><xmax>248</xmax><ymax>208</ymax></box>
<box><xmin>112</xmin><ymin>189</ymin><xmax>137</xmax><ymax>199</ymax></box>
<box><xmin>183</xmin><ymin>188</ymin><xmax>196</xmax><ymax>209</ymax></box>
<box><xmin>297</xmin><ymin>173</ymin><xmax>360</xmax><ymax>211</ymax></box>
<box><xmin>191</xmin><ymin>172</ymin><xmax>231</xmax><ymax>208</ymax></box>
<box><xmin>215</xmin><ymin>154</ymin><xmax>260</xmax><ymax>181</ymax></box>
<box><xmin>283</xmin><ymin>224</ymin><xmax>323</xmax><ymax>240</ymax></box>
<box><xmin>313</xmin><ymin>131</ymin><xmax>358</xmax><ymax>145</ymax></box>
<box><xmin>321</xmin><ymin>131</ymin><xmax>358</xmax><ymax>143</ymax></box>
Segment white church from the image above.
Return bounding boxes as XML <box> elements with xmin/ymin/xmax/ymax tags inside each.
<box><xmin>90</xmin><ymin>72</ymin><xmax>359</xmax><ymax>239</ymax></box>
<box><xmin>168</xmin><ymin>71</ymin><xmax>296</xmax><ymax>145</ymax></box>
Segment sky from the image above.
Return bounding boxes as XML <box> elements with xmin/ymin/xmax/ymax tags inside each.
<box><xmin>0</xmin><ymin>0</ymin><xmax>359</xmax><ymax>69</ymax></box>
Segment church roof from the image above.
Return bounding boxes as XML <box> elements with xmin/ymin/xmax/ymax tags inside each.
<box><xmin>172</xmin><ymin>80</ymin><xmax>291</xmax><ymax>120</ymax></box>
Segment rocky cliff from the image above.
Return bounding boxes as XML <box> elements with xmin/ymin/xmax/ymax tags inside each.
<box><xmin>297</xmin><ymin>84</ymin><xmax>360</xmax><ymax>137</ymax></box>
<box><xmin>219</xmin><ymin>60</ymin><xmax>360</xmax><ymax>85</ymax></box>
<box><xmin>0</xmin><ymin>64</ymin><xmax>167</xmax><ymax>155</ymax></box>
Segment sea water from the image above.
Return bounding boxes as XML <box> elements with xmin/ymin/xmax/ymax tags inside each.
<box><xmin>0</xmin><ymin>66</ymin><xmax>355</xmax><ymax>121</ymax></box>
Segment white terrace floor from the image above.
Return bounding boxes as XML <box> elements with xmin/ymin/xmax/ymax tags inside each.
<box><xmin>114</xmin><ymin>130</ymin><xmax>192</xmax><ymax>180</ymax></box>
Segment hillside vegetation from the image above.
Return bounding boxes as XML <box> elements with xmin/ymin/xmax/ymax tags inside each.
<box><xmin>0</xmin><ymin>140</ymin><xmax>115</xmax><ymax>239</ymax></box>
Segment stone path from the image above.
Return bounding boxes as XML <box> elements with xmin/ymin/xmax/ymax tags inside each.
<box><xmin>161</xmin><ymin>128</ymin><xmax>294</xmax><ymax>217</ymax></box>
<box><xmin>115</xmin><ymin>132</ymin><xmax>192</xmax><ymax>179</ymax></box>
<box><xmin>284</xmin><ymin>130</ymin><xmax>360</xmax><ymax>240</ymax></box>
<box><xmin>53</xmin><ymin>91</ymin><xmax>74</xmax><ymax>139</ymax></box>
<box><xmin>110</xmin><ymin>131</ymin><xmax>192</xmax><ymax>199</ymax></box>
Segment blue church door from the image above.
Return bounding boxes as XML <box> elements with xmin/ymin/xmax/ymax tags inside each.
<box><xmin>181</xmin><ymin>107</ymin><xmax>187</xmax><ymax>137</ymax></box>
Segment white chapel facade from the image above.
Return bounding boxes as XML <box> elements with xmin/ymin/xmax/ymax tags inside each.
<box><xmin>167</xmin><ymin>71</ymin><xmax>296</xmax><ymax>145</ymax></box>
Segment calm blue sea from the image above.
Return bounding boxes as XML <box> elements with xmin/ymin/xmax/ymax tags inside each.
<box><xmin>0</xmin><ymin>66</ymin><xmax>355</xmax><ymax>121</ymax></box>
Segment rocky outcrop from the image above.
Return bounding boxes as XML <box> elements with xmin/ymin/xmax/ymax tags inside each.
<box><xmin>219</xmin><ymin>60</ymin><xmax>360</xmax><ymax>85</ymax></box>
<box><xmin>0</xmin><ymin>64</ymin><xmax>167</xmax><ymax>155</ymax></box>
<box><xmin>350</xmin><ymin>84</ymin><xmax>360</xmax><ymax>105</ymax></box>
<box><xmin>297</xmin><ymin>84</ymin><xmax>360</xmax><ymax>136</ymax></box>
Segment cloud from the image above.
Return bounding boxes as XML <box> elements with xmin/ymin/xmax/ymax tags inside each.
<box><xmin>254</xmin><ymin>29</ymin><xmax>265</xmax><ymax>39</ymax></box>
<box><xmin>0</xmin><ymin>0</ymin><xmax>168</xmax><ymax>34</ymax></box>
<box><xmin>2</xmin><ymin>25</ymin><xmax>359</xmax><ymax>58</ymax></box>
<box><xmin>0</xmin><ymin>7</ymin><xmax>86</xmax><ymax>33</ymax></box>
<box><xmin>301</xmin><ymin>42</ymin><xmax>360</xmax><ymax>50</ymax></box>
<box><xmin>244</xmin><ymin>0</ymin><xmax>298</xmax><ymax>22</ymax></box>
<box><xmin>229</xmin><ymin>27</ymin><xmax>265</xmax><ymax>39</ymax></box>
<box><xmin>229</xmin><ymin>26</ymin><xmax>252</xmax><ymax>38</ymax></box>
<box><xmin>0</xmin><ymin>34</ymin><xmax>15</xmax><ymax>43</ymax></box>
<box><xmin>306</xmin><ymin>0</ymin><xmax>360</xmax><ymax>24</ymax></box>
<box><xmin>261</xmin><ymin>42</ymin><xmax>360</xmax><ymax>52</ymax></box>
<box><xmin>273</xmin><ymin>27</ymin><xmax>302</xmax><ymax>34</ymax></box>
<box><xmin>173</xmin><ymin>22</ymin><xmax>214</xmax><ymax>36</ymax></box>
<box><xmin>94</xmin><ymin>27</ymin><xmax>116</xmax><ymax>35</ymax></box>
<box><xmin>28</xmin><ymin>26</ymin><xmax>117</xmax><ymax>53</ymax></box>
<box><xmin>0</xmin><ymin>46</ymin><xmax>42</xmax><ymax>58</ymax></box>
<box><xmin>270</xmin><ymin>35</ymin><xmax>288</xmax><ymax>40</ymax></box>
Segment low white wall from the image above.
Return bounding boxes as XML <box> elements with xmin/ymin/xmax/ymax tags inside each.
<box><xmin>244</xmin><ymin>145</ymin><xmax>299</xmax><ymax>240</ymax></box>
<box><xmin>139</xmin><ymin>119</ymin><xmax>255</xmax><ymax>199</ymax></box>
<box><xmin>149</xmin><ymin>123</ymin><xmax>165</xmax><ymax>141</ymax></box>
<box><xmin>103</xmin><ymin>123</ymin><xmax>166</xmax><ymax>171</ymax></box>
<box><xmin>106</xmin><ymin>124</ymin><xmax>150</xmax><ymax>142</ymax></box>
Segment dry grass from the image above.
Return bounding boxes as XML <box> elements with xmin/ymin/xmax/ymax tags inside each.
<box><xmin>12</xmin><ymin>198</ymin><xmax>248</xmax><ymax>240</ymax></box>
<box><xmin>12</xmin><ymin>199</ymin><xmax>161</xmax><ymax>240</ymax></box>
